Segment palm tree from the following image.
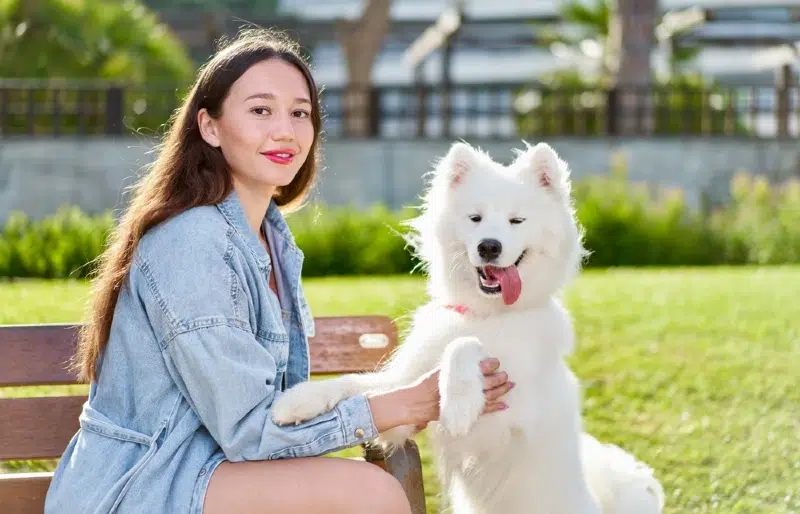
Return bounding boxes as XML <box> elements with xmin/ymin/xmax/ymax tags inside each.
<box><xmin>517</xmin><ymin>0</ymin><xmax>744</xmax><ymax>137</ymax></box>
<box><xmin>538</xmin><ymin>0</ymin><xmax>699</xmax><ymax>86</ymax></box>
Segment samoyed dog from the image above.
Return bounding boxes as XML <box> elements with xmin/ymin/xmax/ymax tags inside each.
<box><xmin>272</xmin><ymin>141</ymin><xmax>664</xmax><ymax>514</ymax></box>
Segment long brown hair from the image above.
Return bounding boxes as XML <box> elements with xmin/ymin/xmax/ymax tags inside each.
<box><xmin>72</xmin><ymin>28</ymin><xmax>323</xmax><ymax>383</ymax></box>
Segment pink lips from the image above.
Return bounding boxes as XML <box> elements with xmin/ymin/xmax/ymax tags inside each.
<box><xmin>262</xmin><ymin>148</ymin><xmax>296</xmax><ymax>165</ymax></box>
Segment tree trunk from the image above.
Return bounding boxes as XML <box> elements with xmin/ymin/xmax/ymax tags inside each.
<box><xmin>607</xmin><ymin>0</ymin><xmax>658</xmax><ymax>135</ymax></box>
<box><xmin>336</xmin><ymin>0</ymin><xmax>391</xmax><ymax>137</ymax></box>
<box><xmin>775</xmin><ymin>63</ymin><xmax>794</xmax><ymax>138</ymax></box>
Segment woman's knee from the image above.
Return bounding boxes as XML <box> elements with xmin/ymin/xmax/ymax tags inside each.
<box><xmin>204</xmin><ymin>457</ymin><xmax>412</xmax><ymax>514</ymax></box>
<box><xmin>354</xmin><ymin>463</ymin><xmax>412</xmax><ymax>514</ymax></box>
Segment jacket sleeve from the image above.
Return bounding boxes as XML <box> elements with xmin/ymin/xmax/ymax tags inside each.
<box><xmin>161</xmin><ymin>322</ymin><xmax>378</xmax><ymax>461</ymax></box>
<box><xmin>132</xmin><ymin>238</ymin><xmax>378</xmax><ymax>462</ymax></box>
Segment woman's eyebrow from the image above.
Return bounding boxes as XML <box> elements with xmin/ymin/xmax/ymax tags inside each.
<box><xmin>244</xmin><ymin>92</ymin><xmax>311</xmax><ymax>105</ymax></box>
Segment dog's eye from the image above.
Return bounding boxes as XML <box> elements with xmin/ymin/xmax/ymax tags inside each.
<box><xmin>509</xmin><ymin>217</ymin><xmax>526</xmax><ymax>225</ymax></box>
<box><xmin>469</xmin><ymin>214</ymin><xmax>482</xmax><ymax>223</ymax></box>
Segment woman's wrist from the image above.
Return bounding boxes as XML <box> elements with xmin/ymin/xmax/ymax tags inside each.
<box><xmin>366</xmin><ymin>388</ymin><xmax>421</xmax><ymax>433</ymax></box>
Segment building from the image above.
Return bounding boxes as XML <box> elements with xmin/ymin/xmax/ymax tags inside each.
<box><xmin>270</xmin><ymin>0</ymin><xmax>800</xmax><ymax>137</ymax></box>
<box><xmin>274</xmin><ymin>0</ymin><xmax>800</xmax><ymax>87</ymax></box>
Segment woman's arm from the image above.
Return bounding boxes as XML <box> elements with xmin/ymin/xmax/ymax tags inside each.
<box><xmin>367</xmin><ymin>358</ymin><xmax>509</xmax><ymax>432</ymax></box>
<box><xmin>131</xmin><ymin>235</ymin><xmax>378</xmax><ymax>462</ymax></box>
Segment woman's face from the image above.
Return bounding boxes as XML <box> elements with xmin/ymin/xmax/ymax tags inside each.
<box><xmin>198</xmin><ymin>58</ymin><xmax>315</xmax><ymax>197</ymax></box>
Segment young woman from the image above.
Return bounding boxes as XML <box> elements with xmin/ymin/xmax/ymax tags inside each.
<box><xmin>44</xmin><ymin>29</ymin><xmax>511</xmax><ymax>514</ymax></box>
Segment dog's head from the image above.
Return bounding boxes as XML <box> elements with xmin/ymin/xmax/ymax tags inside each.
<box><xmin>406</xmin><ymin>141</ymin><xmax>585</xmax><ymax>312</ymax></box>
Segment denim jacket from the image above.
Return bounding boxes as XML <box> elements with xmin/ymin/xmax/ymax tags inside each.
<box><xmin>44</xmin><ymin>190</ymin><xmax>379</xmax><ymax>514</ymax></box>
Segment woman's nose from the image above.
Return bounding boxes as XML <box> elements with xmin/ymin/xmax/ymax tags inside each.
<box><xmin>270</xmin><ymin>113</ymin><xmax>296</xmax><ymax>141</ymax></box>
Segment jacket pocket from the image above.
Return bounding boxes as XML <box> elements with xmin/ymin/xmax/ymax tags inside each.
<box><xmin>77</xmin><ymin>406</ymin><xmax>167</xmax><ymax>513</ymax></box>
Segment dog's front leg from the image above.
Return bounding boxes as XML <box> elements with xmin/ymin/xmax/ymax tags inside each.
<box><xmin>439</xmin><ymin>336</ymin><xmax>490</xmax><ymax>437</ymax></box>
<box><xmin>272</xmin><ymin>372</ymin><xmax>386</xmax><ymax>426</ymax></box>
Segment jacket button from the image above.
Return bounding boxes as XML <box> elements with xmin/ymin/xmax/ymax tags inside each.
<box><xmin>354</xmin><ymin>428</ymin><xmax>365</xmax><ymax>438</ymax></box>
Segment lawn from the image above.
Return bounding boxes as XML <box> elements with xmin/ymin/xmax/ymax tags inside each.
<box><xmin>1</xmin><ymin>267</ymin><xmax>798</xmax><ymax>513</ymax></box>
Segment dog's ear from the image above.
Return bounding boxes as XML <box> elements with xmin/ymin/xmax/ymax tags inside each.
<box><xmin>515</xmin><ymin>141</ymin><xmax>567</xmax><ymax>191</ymax></box>
<box><xmin>437</xmin><ymin>141</ymin><xmax>476</xmax><ymax>188</ymax></box>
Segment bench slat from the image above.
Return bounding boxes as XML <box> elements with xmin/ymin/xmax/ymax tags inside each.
<box><xmin>0</xmin><ymin>316</ymin><xmax>397</xmax><ymax>386</ymax></box>
<box><xmin>0</xmin><ymin>325</ymin><xmax>77</xmax><ymax>386</ymax></box>
<box><xmin>0</xmin><ymin>397</ymin><xmax>84</xmax><ymax>460</ymax></box>
<box><xmin>310</xmin><ymin>316</ymin><xmax>398</xmax><ymax>374</ymax></box>
<box><xmin>0</xmin><ymin>472</ymin><xmax>52</xmax><ymax>513</ymax></box>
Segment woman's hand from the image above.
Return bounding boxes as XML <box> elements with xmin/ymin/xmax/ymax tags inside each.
<box><xmin>367</xmin><ymin>358</ymin><xmax>513</xmax><ymax>433</ymax></box>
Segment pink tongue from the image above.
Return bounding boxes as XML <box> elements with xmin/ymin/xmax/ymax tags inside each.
<box><xmin>486</xmin><ymin>265</ymin><xmax>522</xmax><ymax>305</ymax></box>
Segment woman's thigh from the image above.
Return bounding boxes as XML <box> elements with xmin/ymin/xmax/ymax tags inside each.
<box><xmin>203</xmin><ymin>456</ymin><xmax>412</xmax><ymax>514</ymax></box>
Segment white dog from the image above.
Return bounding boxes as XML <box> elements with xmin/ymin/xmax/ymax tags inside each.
<box><xmin>272</xmin><ymin>141</ymin><xmax>665</xmax><ymax>514</ymax></box>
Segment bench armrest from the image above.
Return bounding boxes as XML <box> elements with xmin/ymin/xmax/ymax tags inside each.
<box><xmin>363</xmin><ymin>440</ymin><xmax>427</xmax><ymax>514</ymax></box>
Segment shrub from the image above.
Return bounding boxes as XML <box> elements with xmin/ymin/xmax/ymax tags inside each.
<box><xmin>1</xmin><ymin>172</ymin><xmax>798</xmax><ymax>279</ymax></box>
<box><xmin>0</xmin><ymin>203</ymin><xmax>419</xmax><ymax>279</ymax></box>
<box><xmin>0</xmin><ymin>206</ymin><xmax>114</xmax><ymax>279</ymax></box>
<box><xmin>573</xmin><ymin>165</ymin><xmax>726</xmax><ymax>267</ymax></box>
<box><xmin>709</xmin><ymin>173</ymin><xmax>800</xmax><ymax>265</ymax></box>
<box><xmin>287</xmin><ymin>203</ymin><xmax>420</xmax><ymax>277</ymax></box>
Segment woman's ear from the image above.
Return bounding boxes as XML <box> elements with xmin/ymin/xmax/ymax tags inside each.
<box><xmin>197</xmin><ymin>108</ymin><xmax>221</xmax><ymax>148</ymax></box>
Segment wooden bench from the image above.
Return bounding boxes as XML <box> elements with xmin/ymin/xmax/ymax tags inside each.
<box><xmin>0</xmin><ymin>317</ymin><xmax>427</xmax><ymax>514</ymax></box>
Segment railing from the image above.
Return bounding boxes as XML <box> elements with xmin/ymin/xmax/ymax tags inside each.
<box><xmin>0</xmin><ymin>79</ymin><xmax>797</xmax><ymax>139</ymax></box>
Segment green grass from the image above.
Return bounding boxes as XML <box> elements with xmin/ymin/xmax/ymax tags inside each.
<box><xmin>1</xmin><ymin>267</ymin><xmax>799</xmax><ymax>513</ymax></box>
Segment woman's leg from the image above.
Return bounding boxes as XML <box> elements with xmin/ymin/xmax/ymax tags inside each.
<box><xmin>203</xmin><ymin>456</ymin><xmax>413</xmax><ymax>514</ymax></box>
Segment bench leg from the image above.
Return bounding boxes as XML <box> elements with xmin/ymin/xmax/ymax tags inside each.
<box><xmin>364</xmin><ymin>440</ymin><xmax>427</xmax><ymax>514</ymax></box>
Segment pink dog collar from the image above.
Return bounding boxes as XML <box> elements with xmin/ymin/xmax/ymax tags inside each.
<box><xmin>444</xmin><ymin>304</ymin><xmax>470</xmax><ymax>315</ymax></box>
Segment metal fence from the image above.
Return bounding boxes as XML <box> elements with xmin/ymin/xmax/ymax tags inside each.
<box><xmin>0</xmin><ymin>79</ymin><xmax>798</xmax><ymax>139</ymax></box>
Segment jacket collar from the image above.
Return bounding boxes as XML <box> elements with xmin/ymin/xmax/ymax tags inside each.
<box><xmin>217</xmin><ymin>188</ymin><xmax>314</xmax><ymax>338</ymax></box>
<box><xmin>216</xmin><ymin>188</ymin><xmax>299</xmax><ymax>268</ymax></box>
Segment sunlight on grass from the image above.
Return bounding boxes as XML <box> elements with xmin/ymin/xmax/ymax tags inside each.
<box><xmin>1</xmin><ymin>266</ymin><xmax>798</xmax><ymax>513</ymax></box>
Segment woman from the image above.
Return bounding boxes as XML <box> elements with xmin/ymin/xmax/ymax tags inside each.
<box><xmin>45</xmin><ymin>28</ymin><xmax>511</xmax><ymax>514</ymax></box>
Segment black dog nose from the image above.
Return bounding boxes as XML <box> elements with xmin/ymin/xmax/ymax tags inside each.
<box><xmin>477</xmin><ymin>239</ymin><xmax>502</xmax><ymax>261</ymax></box>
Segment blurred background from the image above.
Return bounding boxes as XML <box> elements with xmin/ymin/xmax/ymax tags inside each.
<box><xmin>0</xmin><ymin>2</ymin><xmax>798</xmax><ymax>513</ymax></box>
<box><xmin>0</xmin><ymin>0</ymin><xmax>798</xmax><ymax>277</ymax></box>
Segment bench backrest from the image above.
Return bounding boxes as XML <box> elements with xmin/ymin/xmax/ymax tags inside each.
<box><xmin>0</xmin><ymin>316</ymin><xmax>398</xmax><ymax>511</ymax></box>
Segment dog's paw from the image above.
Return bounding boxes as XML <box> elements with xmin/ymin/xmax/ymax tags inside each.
<box><xmin>271</xmin><ymin>381</ymin><xmax>343</xmax><ymax>426</ymax></box>
<box><xmin>375</xmin><ymin>424</ymin><xmax>417</xmax><ymax>454</ymax></box>
<box><xmin>439</xmin><ymin>337</ymin><xmax>488</xmax><ymax>437</ymax></box>
<box><xmin>440</xmin><ymin>379</ymin><xmax>485</xmax><ymax>437</ymax></box>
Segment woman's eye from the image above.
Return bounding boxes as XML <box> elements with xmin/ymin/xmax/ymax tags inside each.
<box><xmin>293</xmin><ymin>110</ymin><xmax>311</xmax><ymax>118</ymax></box>
<box><xmin>251</xmin><ymin>107</ymin><xmax>270</xmax><ymax>116</ymax></box>
<box><xmin>509</xmin><ymin>217</ymin><xmax>526</xmax><ymax>225</ymax></box>
<box><xmin>469</xmin><ymin>214</ymin><xmax>482</xmax><ymax>223</ymax></box>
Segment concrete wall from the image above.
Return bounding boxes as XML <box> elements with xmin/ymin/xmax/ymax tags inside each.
<box><xmin>1</xmin><ymin>136</ymin><xmax>798</xmax><ymax>222</ymax></box>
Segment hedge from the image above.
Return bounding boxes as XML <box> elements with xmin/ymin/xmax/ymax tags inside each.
<box><xmin>1</xmin><ymin>172</ymin><xmax>797</xmax><ymax>279</ymax></box>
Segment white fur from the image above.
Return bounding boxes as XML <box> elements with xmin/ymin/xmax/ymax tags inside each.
<box><xmin>272</xmin><ymin>141</ymin><xmax>664</xmax><ymax>514</ymax></box>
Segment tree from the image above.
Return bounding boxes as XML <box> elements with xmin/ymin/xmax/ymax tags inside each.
<box><xmin>607</xmin><ymin>0</ymin><xmax>659</xmax><ymax>134</ymax></box>
<box><xmin>0</xmin><ymin>0</ymin><xmax>195</xmax><ymax>135</ymax></box>
<box><xmin>535</xmin><ymin>0</ymin><xmax>614</xmax><ymax>85</ymax></box>
<box><xmin>335</xmin><ymin>0</ymin><xmax>391</xmax><ymax>137</ymax></box>
<box><xmin>0</xmin><ymin>0</ymin><xmax>194</xmax><ymax>83</ymax></box>
<box><xmin>536</xmin><ymin>0</ymin><xmax>698</xmax><ymax>87</ymax></box>
<box><xmin>516</xmin><ymin>0</ymin><xmax>747</xmax><ymax>137</ymax></box>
